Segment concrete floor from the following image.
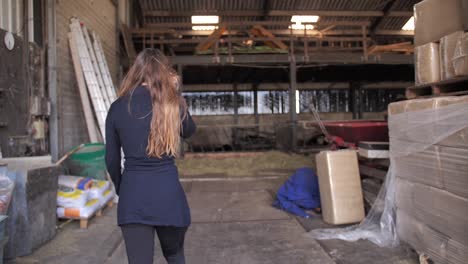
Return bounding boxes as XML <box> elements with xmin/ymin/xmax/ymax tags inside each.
<box><xmin>10</xmin><ymin>175</ymin><xmax>418</xmax><ymax>264</ymax></box>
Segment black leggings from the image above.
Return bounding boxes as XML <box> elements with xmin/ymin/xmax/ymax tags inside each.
<box><xmin>121</xmin><ymin>224</ymin><xmax>188</xmax><ymax>264</ymax></box>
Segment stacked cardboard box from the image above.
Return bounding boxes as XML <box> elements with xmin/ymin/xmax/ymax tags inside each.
<box><xmin>388</xmin><ymin>96</ymin><xmax>468</xmax><ymax>263</ymax></box>
<box><xmin>315</xmin><ymin>150</ymin><xmax>365</xmax><ymax>225</ymax></box>
<box><xmin>414</xmin><ymin>0</ymin><xmax>468</xmax><ymax>84</ymax></box>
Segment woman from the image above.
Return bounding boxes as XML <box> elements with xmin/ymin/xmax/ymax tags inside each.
<box><xmin>105</xmin><ymin>49</ymin><xmax>196</xmax><ymax>264</ymax></box>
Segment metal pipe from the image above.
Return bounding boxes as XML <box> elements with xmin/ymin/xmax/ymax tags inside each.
<box><xmin>47</xmin><ymin>0</ymin><xmax>58</xmax><ymax>161</ymax></box>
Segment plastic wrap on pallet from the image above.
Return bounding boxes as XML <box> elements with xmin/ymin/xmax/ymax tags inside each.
<box><xmin>415</xmin><ymin>43</ymin><xmax>441</xmax><ymax>85</ymax></box>
<box><xmin>396</xmin><ymin>179</ymin><xmax>468</xmax><ymax>245</ymax></box>
<box><xmin>308</xmin><ymin>96</ymin><xmax>468</xmax><ymax>248</ymax></box>
<box><xmin>393</xmin><ymin>143</ymin><xmax>468</xmax><ymax>199</ymax></box>
<box><xmin>388</xmin><ymin>96</ymin><xmax>468</xmax><ymax>148</ymax></box>
<box><xmin>440</xmin><ymin>31</ymin><xmax>464</xmax><ymax>80</ymax></box>
<box><xmin>453</xmin><ymin>31</ymin><xmax>468</xmax><ymax>76</ymax></box>
<box><xmin>57</xmin><ymin>199</ymin><xmax>100</xmax><ymax>219</ymax></box>
<box><xmin>397</xmin><ymin>210</ymin><xmax>468</xmax><ymax>264</ymax></box>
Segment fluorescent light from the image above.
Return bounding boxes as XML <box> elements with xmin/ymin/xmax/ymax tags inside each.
<box><xmin>289</xmin><ymin>23</ymin><xmax>314</xmax><ymax>30</ymax></box>
<box><xmin>191</xmin><ymin>15</ymin><xmax>219</xmax><ymax>24</ymax></box>
<box><xmin>402</xmin><ymin>16</ymin><xmax>414</xmax><ymax>31</ymax></box>
<box><xmin>192</xmin><ymin>25</ymin><xmax>218</xmax><ymax>31</ymax></box>
<box><xmin>289</xmin><ymin>16</ymin><xmax>318</xmax><ymax>31</ymax></box>
<box><xmin>191</xmin><ymin>15</ymin><xmax>219</xmax><ymax>31</ymax></box>
<box><xmin>291</xmin><ymin>15</ymin><xmax>319</xmax><ymax>23</ymax></box>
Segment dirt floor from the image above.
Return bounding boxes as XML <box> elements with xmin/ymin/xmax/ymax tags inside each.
<box><xmin>177</xmin><ymin>151</ymin><xmax>316</xmax><ymax>177</ymax></box>
<box><xmin>9</xmin><ymin>161</ymin><xmax>419</xmax><ymax>264</ymax></box>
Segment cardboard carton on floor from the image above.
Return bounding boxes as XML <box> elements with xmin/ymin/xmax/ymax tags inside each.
<box><xmin>397</xmin><ymin>210</ymin><xmax>468</xmax><ymax>264</ymax></box>
<box><xmin>315</xmin><ymin>150</ymin><xmax>364</xmax><ymax>225</ymax></box>
<box><xmin>395</xmin><ymin>178</ymin><xmax>468</xmax><ymax>245</ymax></box>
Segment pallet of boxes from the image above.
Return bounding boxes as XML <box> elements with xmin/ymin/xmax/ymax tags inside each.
<box><xmin>412</xmin><ymin>0</ymin><xmax>468</xmax><ymax>96</ymax></box>
<box><xmin>392</xmin><ymin>1</ymin><xmax>468</xmax><ymax>261</ymax></box>
<box><xmin>57</xmin><ymin>175</ymin><xmax>114</xmax><ymax>228</ymax></box>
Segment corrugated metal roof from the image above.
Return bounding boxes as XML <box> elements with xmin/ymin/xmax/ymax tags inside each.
<box><xmin>140</xmin><ymin>0</ymin><xmax>421</xmax><ymax>30</ymax></box>
<box><xmin>140</xmin><ymin>0</ymin><xmax>420</xmax><ymax>11</ymax></box>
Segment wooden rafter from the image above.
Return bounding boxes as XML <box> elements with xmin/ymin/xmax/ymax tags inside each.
<box><xmin>195</xmin><ymin>26</ymin><xmax>227</xmax><ymax>52</ymax></box>
<box><xmin>249</xmin><ymin>25</ymin><xmax>288</xmax><ymax>50</ymax></box>
<box><xmin>367</xmin><ymin>42</ymin><xmax>414</xmax><ymax>55</ymax></box>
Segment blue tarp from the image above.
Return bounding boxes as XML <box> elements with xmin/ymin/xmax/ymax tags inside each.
<box><xmin>273</xmin><ymin>167</ymin><xmax>321</xmax><ymax>218</ymax></box>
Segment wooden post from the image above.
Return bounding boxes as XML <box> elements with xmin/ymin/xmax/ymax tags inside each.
<box><xmin>362</xmin><ymin>26</ymin><xmax>368</xmax><ymax>61</ymax></box>
<box><xmin>289</xmin><ymin>60</ymin><xmax>297</xmax><ymax>151</ymax></box>
<box><xmin>227</xmin><ymin>25</ymin><xmax>233</xmax><ymax>63</ymax></box>
<box><xmin>233</xmin><ymin>83</ymin><xmax>239</xmax><ymax>147</ymax></box>
<box><xmin>233</xmin><ymin>83</ymin><xmax>239</xmax><ymax>124</ymax></box>
<box><xmin>350</xmin><ymin>82</ymin><xmax>362</xmax><ymax>119</ymax></box>
<box><xmin>303</xmin><ymin>26</ymin><xmax>309</xmax><ymax>62</ymax></box>
<box><xmin>253</xmin><ymin>84</ymin><xmax>259</xmax><ymax>125</ymax></box>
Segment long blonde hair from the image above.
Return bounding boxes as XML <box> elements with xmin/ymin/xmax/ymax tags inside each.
<box><xmin>118</xmin><ymin>49</ymin><xmax>186</xmax><ymax>158</ymax></box>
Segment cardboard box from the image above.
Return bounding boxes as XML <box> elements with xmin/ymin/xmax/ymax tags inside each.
<box><xmin>397</xmin><ymin>210</ymin><xmax>468</xmax><ymax>264</ymax></box>
<box><xmin>395</xmin><ymin>179</ymin><xmax>468</xmax><ymax>245</ymax></box>
<box><xmin>453</xmin><ymin>31</ymin><xmax>468</xmax><ymax>76</ymax></box>
<box><xmin>393</xmin><ymin>144</ymin><xmax>443</xmax><ymax>188</ymax></box>
<box><xmin>415</xmin><ymin>43</ymin><xmax>440</xmax><ymax>85</ymax></box>
<box><xmin>414</xmin><ymin>0</ymin><xmax>466</xmax><ymax>46</ymax></box>
<box><xmin>440</xmin><ymin>31</ymin><xmax>464</xmax><ymax>80</ymax></box>
<box><xmin>315</xmin><ymin>150</ymin><xmax>364</xmax><ymax>225</ymax></box>
<box><xmin>438</xmin><ymin>146</ymin><xmax>468</xmax><ymax>199</ymax></box>
<box><xmin>388</xmin><ymin>96</ymin><xmax>468</xmax><ymax>148</ymax></box>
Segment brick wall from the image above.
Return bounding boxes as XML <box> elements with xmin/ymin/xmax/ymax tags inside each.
<box><xmin>55</xmin><ymin>0</ymin><xmax>117</xmax><ymax>155</ymax></box>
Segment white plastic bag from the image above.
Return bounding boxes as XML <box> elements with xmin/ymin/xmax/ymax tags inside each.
<box><xmin>58</xmin><ymin>175</ymin><xmax>93</xmax><ymax>190</ymax></box>
<box><xmin>98</xmin><ymin>187</ymin><xmax>114</xmax><ymax>207</ymax></box>
<box><xmin>88</xmin><ymin>180</ymin><xmax>110</xmax><ymax>200</ymax></box>
<box><xmin>57</xmin><ymin>185</ymin><xmax>88</xmax><ymax>208</ymax></box>
<box><xmin>57</xmin><ymin>199</ymin><xmax>101</xmax><ymax>219</ymax></box>
<box><xmin>0</xmin><ymin>176</ymin><xmax>14</xmax><ymax>214</ymax></box>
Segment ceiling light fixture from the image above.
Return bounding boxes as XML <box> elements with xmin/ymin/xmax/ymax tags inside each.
<box><xmin>289</xmin><ymin>15</ymin><xmax>318</xmax><ymax>31</ymax></box>
<box><xmin>402</xmin><ymin>16</ymin><xmax>414</xmax><ymax>31</ymax></box>
<box><xmin>191</xmin><ymin>15</ymin><xmax>219</xmax><ymax>30</ymax></box>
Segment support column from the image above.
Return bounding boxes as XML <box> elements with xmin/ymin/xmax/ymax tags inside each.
<box><xmin>350</xmin><ymin>82</ymin><xmax>362</xmax><ymax>119</ymax></box>
<box><xmin>178</xmin><ymin>64</ymin><xmax>185</xmax><ymax>157</ymax></box>
<box><xmin>47</xmin><ymin>0</ymin><xmax>58</xmax><ymax>161</ymax></box>
<box><xmin>253</xmin><ymin>84</ymin><xmax>259</xmax><ymax>125</ymax></box>
<box><xmin>233</xmin><ymin>83</ymin><xmax>239</xmax><ymax>148</ymax></box>
<box><xmin>233</xmin><ymin>83</ymin><xmax>239</xmax><ymax>124</ymax></box>
<box><xmin>289</xmin><ymin>60</ymin><xmax>297</xmax><ymax>151</ymax></box>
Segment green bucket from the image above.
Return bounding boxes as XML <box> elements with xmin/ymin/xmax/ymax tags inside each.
<box><xmin>66</xmin><ymin>143</ymin><xmax>107</xmax><ymax>180</ymax></box>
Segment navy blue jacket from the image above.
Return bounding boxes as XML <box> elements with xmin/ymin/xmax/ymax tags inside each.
<box><xmin>105</xmin><ymin>86</ymin><xmax>196</xmax><ymax>227</ymax></box>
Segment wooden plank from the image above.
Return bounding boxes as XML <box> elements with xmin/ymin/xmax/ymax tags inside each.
<box><xmin>70</xmin><ymin>18</ymin><xmax>108</xmax><ymax>138</ymax></box>
<box><xmin>80</xmin><ymin>219</ymin><xmax>88</xmax><ymax>229</ymax></box>
<box><xmin>250</xmin><ymin>25</ymin><xmax>288</xmax><ymax>50</ymax></box>
<box><xmin>195</xmin><ymin>26</ymin><xmax>227</xmax><ymax>52</ymax></box>
<box><xmin>368</xmin><ymin>42</ymin><xmax>413</xmax><ymax>55</ymax></box>
<box><xmin>120</xmin><ymin>23</ymin><xmax>137</xmax><ymax>61</ymax></box>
